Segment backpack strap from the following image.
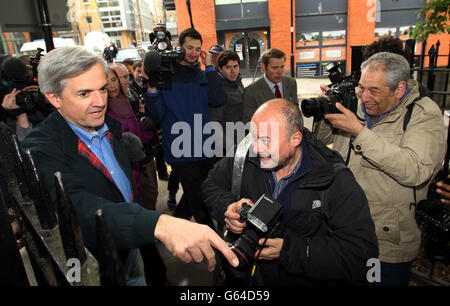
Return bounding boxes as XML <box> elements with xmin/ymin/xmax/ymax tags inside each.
<box><xmin>403</xmin><ymin>96</ymin><xmax>422</xmax><ymax>132</ymax></box>
<box><xmin>402</xmin><ymin>96</ymin><xmax>422</xmax><ymax>206</ymax></box>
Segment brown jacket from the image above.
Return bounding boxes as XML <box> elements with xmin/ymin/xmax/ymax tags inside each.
<box><xmin>317</xmin><ymin>79</ymin><xmax>446</xmax><ymax>263</ymax></box>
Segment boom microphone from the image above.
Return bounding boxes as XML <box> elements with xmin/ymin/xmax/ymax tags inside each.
<box><xmin>121</xmin><ymin>132</ymin><xmax>145</xmax><ymax>162</ymax></box>
<box><xmin>143</xmin><ymin>51</ymin><xmax>162</xmax><ymax>75</ymax></box>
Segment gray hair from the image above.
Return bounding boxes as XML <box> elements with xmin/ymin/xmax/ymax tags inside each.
<box><xmin>360</xmin><ymin>52</ymin><xmax>410</xmax><ymax>93</ymax></box>
<box><xmin>38</xmin><ymin>46</ymin><xmax>109</xmax><ymax>95</ymax></box>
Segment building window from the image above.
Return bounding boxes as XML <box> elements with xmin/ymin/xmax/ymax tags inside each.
<box><xmin>0</xmin><ymin>33</ymin><xmax>8</xmax><ymax>54</ymax></box>
<box><xmin>215</xmin><ymin>0</ymin><xmax>267</xmax><ymax>4</ymax></box>
<box><xmin>11</xmin><ymin>32</ymin><xmax>26</xmax><ymax>55</ymax></box>
<box><xmin>97</xmin><ymin>1</ymin><xmax>119</xmax><ymax>8</ymax></box>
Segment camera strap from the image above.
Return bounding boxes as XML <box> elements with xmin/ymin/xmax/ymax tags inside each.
<box><xmin>231</xmin><ymin>133</ymin><xmax>253</xmax><ymax>198</ymax></box>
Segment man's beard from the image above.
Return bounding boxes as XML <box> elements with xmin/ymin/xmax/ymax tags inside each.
<box><xmin>259</xmin><ymin>152</ymin><xmax>294</xmax><ymax>172</ymax></box>
<box><xmin>183</xmin><ymin>57</ymin><xmax>199</xmax><ymax>67</ymax></box>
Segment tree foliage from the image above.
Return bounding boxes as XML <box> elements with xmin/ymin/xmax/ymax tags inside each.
<box><xmin>410</xmin><ymin>0</ymin><xmax>450</xmax><ymax>41</ymax></box>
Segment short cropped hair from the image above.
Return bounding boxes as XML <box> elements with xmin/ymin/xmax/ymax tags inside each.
<box><xmin>217</xmin><ymin>50</ymin><xmax>240</xmax><ymax>69</ymax></box>
<box><xmin>179</xmin><ymin>28</ymin><xmax>202</xmax><ymax>46</ymax></box>
<box><xmin>260</xmin><ymin>48</ymin><xmax>285</xmax><ymax>67</ymax></box>
<box><xmin>280</xmin><ymin>100</ymin><xmax>304</xmax><ymax>137</ymax></box>
<box><xmin>38</xmin><ymin>46</ymin><xmax>108</xmax><ymax>96</ymax></box>
<box><xmin>361</xmin><ymin>52</ymin><xmax>410</xmax><ymax>93</ymax></box>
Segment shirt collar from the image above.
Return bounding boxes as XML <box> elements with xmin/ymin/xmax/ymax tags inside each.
<box><xmin>362</xmin><ymin>83</ymin><xmax>410</xmax><ymax>128</ymax></box>
<box><xmin>66</xmin><ymin>120</ymin><xmax>109</xmax><ymax>144</ymax></box>
<box><xmin>264</xmin><ymin>74</ymin><xmax>281</xmax><ymax>89</ymax></box>
<box><xmin>271</xmin><ymin>146</ymin><xmax>303</xmax><ymax>183</ymax></box>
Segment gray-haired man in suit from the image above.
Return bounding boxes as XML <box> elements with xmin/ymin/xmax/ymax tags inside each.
<box><xmin>242</xmin><ymin>48</ymin><xmax>298</xmax><ymax>123</ymax></box>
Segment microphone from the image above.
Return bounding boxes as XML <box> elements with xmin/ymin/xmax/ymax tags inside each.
<box><xmin>143</xmin><ymin>51</ymin><xmax>162</xmax><ymax>75</ymax></box>
<box><xmin>121</xmin><ymin>132</ymin><xmax>146</xmax><ymax>162</ymax></box>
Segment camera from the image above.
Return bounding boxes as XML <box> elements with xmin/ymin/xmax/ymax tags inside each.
<box><xmin>15</xmin><ymin>90</ymin><xmax>47</xmax><ymax>112</ymax></box>
<box><xmin>415</xmin><ymin>171</ymin><xmax>450</xmax><ymax>265</ymax></box>
<box><xmin>1</xmin><ymin>48</ymin><xmax>51</xmax><ymax>115</ymax></box>
<box><xmin>301</xmin><ymin>62</ymin><xmax>358</xmax><ymax>118</ymax></box>
<box><xmin>220</xmin><ymin>194</ymin><xmax>282</xmax><ymax>283</ymax></box>
<box><xmin>143</xmin><ymin>24</ymin><xmax>186</xmax><ymax>89</ymax></box>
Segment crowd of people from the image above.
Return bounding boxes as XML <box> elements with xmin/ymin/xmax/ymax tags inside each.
<box><xmin>1</xmin><ymin>31</ymin><xmax>449</xmax><ymax>287</ymax></box>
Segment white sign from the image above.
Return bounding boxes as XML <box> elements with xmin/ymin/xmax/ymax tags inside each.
<box><xmin>325</xmin><ymin>49</ymin><xmax>342</xmax><ymax>58</ymax></box>
<box><xmin>299</xmin><ymin>51</ymin><xmax>315</xmax><ymax>60</ymax></box>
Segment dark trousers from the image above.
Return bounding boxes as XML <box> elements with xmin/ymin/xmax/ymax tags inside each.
<box><xmin>139</xmin><ymin>244</ymin><xmax>167</xmax><ymax>287</ymax></box>
<box><xmin>167</xmin><ymin>171</ymin><xmax>180</xmax><ymax>194</ymax></box>
<box><xmin>376</xmin><ymin>261</ymin><xmax>413</xmax><ymax>286</ymax></box>
<box><xmin>170</xmin><ymin>158</ymin><xmax>215</xmax><ymax>230</ymax></box>
<box><xmin>155</xmin><ymin>146</ymin><xmax>168</xmax><ymax>177</ymax></box>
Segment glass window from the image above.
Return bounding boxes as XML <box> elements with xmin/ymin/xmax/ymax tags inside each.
<box><xmin>215</xmin><ymin>0</ymin><xmax>240</xmax><ymax>4</ymax></box>
<box><xmin>11</xmin><ymin>33</ymin><xmax>26</xmax><ymax>54</ymax></box>
<box><xmin>0</xmin><ymin>33</ymin><xmax>8</xmax><ymax>54</ymax></box>
<box><xmin>322</xmin><ymin>30</ymin><xmax>345</xmax><ymax>46</ymax></box>
<box><xmin>374</xmin><ymin>27</ymin><xmax>396</xmax><ymax>38</ymax></box>
<box><xmin>296</xmin><ymin>32</ymin><xmax>319</xmax><ymax>47</ymax></box>
<box><xmin>399</xmin><ymin>25</ymin><xmax>414</xmax><ymax>40</ymax></box>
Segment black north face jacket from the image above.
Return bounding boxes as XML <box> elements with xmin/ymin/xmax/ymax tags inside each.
<box><xmin>202</xmin><ymin>129</ymin><xmax>379</xmax><ymax>285</ymax></box>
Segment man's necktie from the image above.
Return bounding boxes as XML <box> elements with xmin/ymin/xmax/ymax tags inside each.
<box><xmin>274</xmin><ymin>84</ymin><xmax>281</xmax><ymax>98</ymax></box>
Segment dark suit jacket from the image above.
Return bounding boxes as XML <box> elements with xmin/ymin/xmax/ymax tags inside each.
<box><xmin>21</xmin><ymin>111</ymin><xmax>162</xmax><ymax>250</ymax></box>
<box><xmin>242</xmin><ymin>75</ymin><xmax>298</xmax><ymax>123</ymax></box>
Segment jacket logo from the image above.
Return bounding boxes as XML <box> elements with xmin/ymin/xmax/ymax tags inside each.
<box><xmin>312</xmin><ymin>200</ymin><xmax>321</xmax><ymax>209</ymax></box>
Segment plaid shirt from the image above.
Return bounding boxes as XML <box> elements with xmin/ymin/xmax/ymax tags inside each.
<box><xmin>67</xmin><ymin>122</ymin><xmax>134</xmax><ymax>202</ymax></box>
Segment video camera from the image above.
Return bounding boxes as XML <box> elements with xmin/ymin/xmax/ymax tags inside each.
<box><xmin>1</xmin><ymin>48</ymin><xmax>49</xmax><ymax>114</ymax></box>
<box><xmin>143</xmin><ymin>24</ymin><xmax>185</xmax><ymax>89</ymax></box>
<box><xmin>220</xmin><ymin>194</ymin><xmax>282</xmax><ymax>284</ymax></box>
<box><xmin>301</xmin><ymin>62</ymin><xmax>358</xmax><ymax>118</ymax></box>
<box><xmin>415</xmin><ymin>170</ymin><xmax>450</xmax><ymax>265</ymax></box>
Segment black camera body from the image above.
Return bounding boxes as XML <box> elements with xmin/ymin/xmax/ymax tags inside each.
<box><xmin>221</xmin><ymin>194</ymin><xmax>282</xmax><ymax>283</ymax></box>
<box><xmin>1</xmin><ymin>48</ymin><xmax>50</xmax><ymax>115</ymax></box>
<box><xmin>143</xmin><ymin>24</ymin><xmax>186</xmax><ymax>89</ymax></box>
<box><xmin>415</xmin><ymin>172</ymin><xmax>450</xmax><ymax>265</ymax></box>
<box><xmin>301</xmin><ymin>62</ymin><xmax>358</xmax><ymax>118</ymax></box>
<box><xmin>15</xmin><ymin>90</ymin><xmax>47</xmax><ymax>113</ymax></box>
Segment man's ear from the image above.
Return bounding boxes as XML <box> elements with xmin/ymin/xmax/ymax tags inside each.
<box><xmin>394</xmin><ymin>81</ymin><xmax>407</xmax><ymax>100</ymax></box>
<box><xmin>45</xmin><ymin>93</ymin><xmax>62</xmax><ymax>109</ymax></box>
<box><xmin>260</xmin><ymin>62</ymin><xmax>266</xmax><ymax>73</ymax></box>
<box><xmin>290</xmin><ymin>131</ymin><xmax>303</xmax><ymax>147</ymax></box>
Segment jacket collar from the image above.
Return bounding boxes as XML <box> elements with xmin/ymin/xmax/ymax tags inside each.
<box><xmin>50</xmin><ymin>111</ymin><xmax>122</xmax><ymax>161</ymax></box>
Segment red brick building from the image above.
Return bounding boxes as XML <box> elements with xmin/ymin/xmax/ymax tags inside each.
<box><xmin>171</xmin><ymin>0</ymin><xmax>449</xmax><ymax>77</ymax></box>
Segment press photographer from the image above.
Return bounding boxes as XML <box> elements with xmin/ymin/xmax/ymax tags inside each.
<box><xmin>202</xmin><ymin>99</ymin><xmax>378</xmax><ymax>286</ymax></box>
<box><xmin>0</xmin><ymin>49</ymin><xmax>53</xmax><ymax>140</ymax></box>
<box><xmin>143</xmin><ymin>27</ymin><xmax>226</xmax><ymax>229</ymax></box>
<box><xmin>315</xmin><ymin>52</ymin><xmax>446</xmax><ymax>286</ymax></box>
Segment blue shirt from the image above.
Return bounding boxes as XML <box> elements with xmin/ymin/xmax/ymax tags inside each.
<box><xmin>271</xmin><ymin>151</ymin><xmax>303</xmax><ymax>200</ymax></box>
<box><xmin>66</xmin><ymin>121</ymin><xmax>132</xmax><ymax>203</ymax></box>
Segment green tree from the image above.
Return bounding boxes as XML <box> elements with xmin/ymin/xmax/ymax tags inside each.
<box><xmin>410</xmin><ymin>0</ymin><xmax>450</xmax><ymax>41</ymax></box>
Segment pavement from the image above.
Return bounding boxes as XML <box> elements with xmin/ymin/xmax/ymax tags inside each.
<box><xmin>152</xmin><ymin>76</ymin><xmax>329</xmax><ymax>286</ymax></box>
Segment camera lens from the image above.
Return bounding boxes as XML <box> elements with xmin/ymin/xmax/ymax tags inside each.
<box><xmin>228</xmin><ymin>228</ymin><xmax>260</xmax><ymax>270</ymax></box>
<box><xmin>301</xmin><ymin>96</ymin><xmax>331</xmax><ymax>118</ymax></box>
